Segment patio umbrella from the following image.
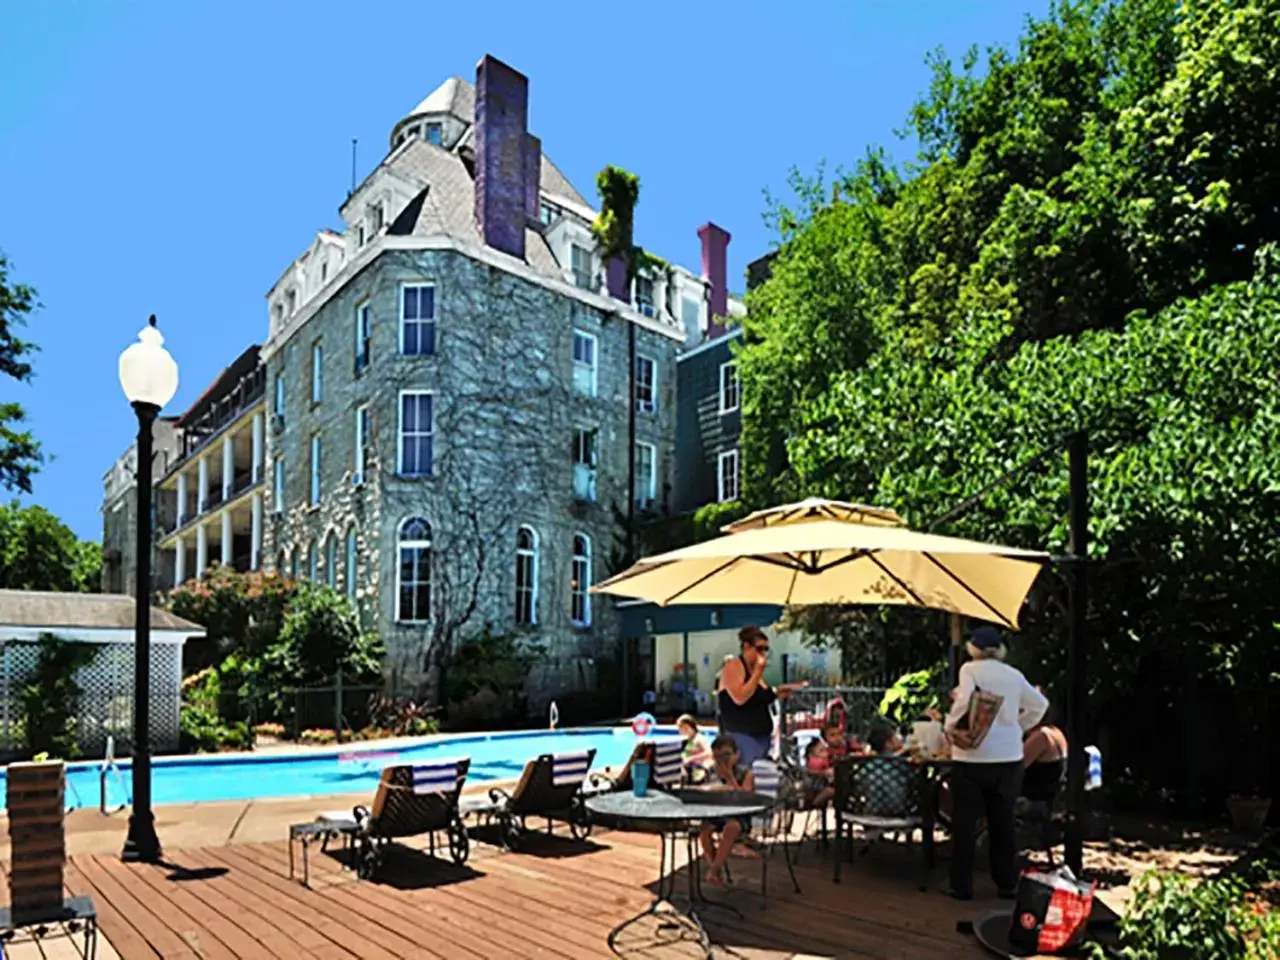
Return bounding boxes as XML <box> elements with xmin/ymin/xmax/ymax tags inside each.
<box><xmin>592</xmin><ymin>499</ymin><xmax>1048</xmax><ymax>628</ymax></box>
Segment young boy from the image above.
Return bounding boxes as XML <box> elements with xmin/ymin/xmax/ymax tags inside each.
<box><xmin>804</xmin><ymin>737</ymin><xmax>836</xmax><ymax>808</ymax></box>
<box><xmin>864</xmin><ymin>723</ymin><xmax>912</xmax><ymax>816</ymax></box>
<box><xmin>698</xmin><ymin>734</ymin><xmax>756</xmax><ymax>885</ymax></box>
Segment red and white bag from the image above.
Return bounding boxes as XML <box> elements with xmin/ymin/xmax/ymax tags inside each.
<box><xmin>1008</xmin><ymin>865</ymin><xmax>1096</xmax><ymax>955</ymax></box>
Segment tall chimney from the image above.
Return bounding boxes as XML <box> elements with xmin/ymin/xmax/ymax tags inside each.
<box><xmin>474</xmin><ymin>55</ymin><xmax>529</xmax><ymax>260</ymax></box>
<box><xmin>698</xmin><ymin>222</ymin><xmax>731</xmax><ymax>335</ymax></box>
<box><xmin>524</xmin><ymin>133</ymin><xmax>542</xmax><ymax>221</ymax></box>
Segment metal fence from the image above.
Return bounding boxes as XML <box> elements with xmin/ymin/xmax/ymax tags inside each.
<box><xmin>0</xmin><ymin>640</ymin><xmax>183</xmax><ymax>759</ymax></box>
<box><xmin>778</xmin><ymin>686</ymin><xmax>889</xmax><ymax>739</ymax></box>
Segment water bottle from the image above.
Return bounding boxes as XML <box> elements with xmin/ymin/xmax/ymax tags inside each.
<box><xmin>632</xmin><ymin>759</ymin><xmax>651</xmax><ymax>797</ymax></box>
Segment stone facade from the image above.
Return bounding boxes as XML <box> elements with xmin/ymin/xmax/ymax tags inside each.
<box><xmin>101</xmin><ymin>418</ymin><xmax>181</xmax><ymax>595</ymax></box>
<box><xmin>263</xmin><ymin>247</ymin><xmax>678</xmax><ymax>686</ymax></box>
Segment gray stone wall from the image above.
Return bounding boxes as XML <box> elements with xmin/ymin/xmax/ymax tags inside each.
<box><xmin>263</xmin><ymin>247</ymin><xmax>678</xmax><ymax>695</ymax></box>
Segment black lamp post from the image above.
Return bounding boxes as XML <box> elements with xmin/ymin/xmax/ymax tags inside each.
<box><xmin>118</xmin><ymin>315</ymin><xmax>178</xmax><ymax>864</ymax></box>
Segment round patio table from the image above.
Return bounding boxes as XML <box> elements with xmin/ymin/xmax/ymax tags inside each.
<box><xmin>586</xmin><ymin>789</ymin><xmax>770</xmax><ymax>959</ymax></box>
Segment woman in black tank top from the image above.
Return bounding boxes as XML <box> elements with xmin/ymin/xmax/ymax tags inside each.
<box><xmin>717</xmin><ymin>626</ymin><xmax>805</xmax><ymax>766</ymax></box>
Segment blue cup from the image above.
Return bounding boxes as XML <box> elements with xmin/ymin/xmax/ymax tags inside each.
<box><xmin>632</xmin><ymin>760</ymin><xmax>651</xmax><ymax>797</ymax></box>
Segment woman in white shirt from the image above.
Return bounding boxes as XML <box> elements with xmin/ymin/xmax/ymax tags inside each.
<box><xmin>943</xmin><ymin>626</ymin><xmax>1048</xmax><ymax>900</ymax></box>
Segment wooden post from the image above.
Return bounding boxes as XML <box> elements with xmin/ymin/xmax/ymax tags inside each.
<box><xmin>6</xmin><ymin>760</ymin><xmax>66</xmax><ymax>923</ymax></box>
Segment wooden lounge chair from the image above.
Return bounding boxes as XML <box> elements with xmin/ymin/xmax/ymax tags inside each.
<box><xmin>290</xmin><ymin>758</ymin><xmax>470</xmax><ymax>884</ymax></box>
<box><xmin>462</xmin><ymin>749</ymin><xmax>596</xmax><ymax>851</ymax></box>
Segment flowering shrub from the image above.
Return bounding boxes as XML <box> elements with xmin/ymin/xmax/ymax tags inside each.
<box><xmin>253</xmin><ymin>722</ymin><xmax>285</xmax><ymax>739</ymax></box>
<box><xmin>300</xmin><ymin>728</ymin><xmax>337</xmax><ymax>745</ymax></box>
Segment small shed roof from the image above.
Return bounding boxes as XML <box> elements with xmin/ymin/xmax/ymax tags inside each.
<box><xmin>0</xmin><ymin>590</ymin><xmax>204</xmax><ymax>633</ymax></box>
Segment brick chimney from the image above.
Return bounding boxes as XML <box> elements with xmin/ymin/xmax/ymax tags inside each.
<box><xmin>524</xmin><ymin>133</ymin><xmax>541</xmax><ymax>220</ymax></box>
<box><xmin>474</xmin><ymin>55</ymin><xmax>529</xmax><ymax>260</ymax></box>
<box><xmin>698</xmin><ymin>222</ymin><xmax>731</xmax><ymax>337</ymax></box>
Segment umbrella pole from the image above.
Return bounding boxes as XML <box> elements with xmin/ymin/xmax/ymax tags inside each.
<box><xmin>1065</xmin><ymin>431</ymin><xmax>1089</xmax><ymax>874</ymax></box>
<box><xmin>948</xmin><ymin>614</ymin><xmax>962</xmax><ymax>687</ymax></box>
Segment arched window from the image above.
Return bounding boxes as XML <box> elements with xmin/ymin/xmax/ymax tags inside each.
<box><xmin>289</xmin><ymin>549</ymin><xmax>299</xmax><ymax>580</ymax></box>
<box><xmin>325</xmin><ymin>534</ymin><xmax>338</xmax><ymax>588</ymax></box>
<box><xmin>307</xmin><ymin>542</ymin><xmax>317</xmax><ymax>582</ymax></box>
<box><xmin>275</xmin><ymin>550</ymin><xmax>286</xmax><ymax>575</ymax></box>
<box><xmin>570</xmin><ymin>533</ymin><xmax>591</xmax><ymax>627</ymax></box>
<box><xmin>515</xmin><ymin>525</ymin><xmax>538</xmax><ymax>626</ymax></box>
<box><xmin>345</xmin><ymin>527</ymin><xmax>358</xmax><ymax>600</ymax></box>
<box><xmin>397</xmin><ymin>517</ymin><xmax>432</xmax><ymax>622</ymax></box>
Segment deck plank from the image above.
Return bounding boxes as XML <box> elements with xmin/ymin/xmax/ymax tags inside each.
<box><xmin>8</xmin><ymin>825</ymin><xmax>1004</xmax><ymax>960</ymax></box>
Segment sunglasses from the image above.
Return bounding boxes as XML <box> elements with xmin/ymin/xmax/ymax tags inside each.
<box><xmin>754</xmin><ymin>644</ymin><xmax>770</xmax><ymax>653</ymax></box>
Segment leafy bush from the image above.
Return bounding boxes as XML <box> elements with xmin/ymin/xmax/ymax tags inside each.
<box><xmin>366</xmin><ymin>694</ymin><xmax>439</xmax><ymax>737</ymax></box>
<box><xmin>179</xmin><ymin>703</ymin><xmax>252</xmax><ymax>753</ymax></box>
<box><xmin>878</xmin><ymin>664</ymin><xmax>946</xmax><ymax>726</ymax></box>
<box><xmin>19</xmin><ymin>634</ymin><xmax>98</xmax><ymax>759</ymax></box>
<box><xmin>444</xmin><ymin>629</ymin><xmax>544</xmax><ymax>730</ymax></box>
<box><xmin>1090</xmin><ymin>870</ymin><xmax>1280</xmax><ymax>960</ymax></box>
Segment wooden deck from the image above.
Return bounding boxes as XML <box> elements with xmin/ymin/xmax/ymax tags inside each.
<box><xmin>1</xmin><ymin>826</ymin><xmax>1004</xmax><ymax>959</ymax></box>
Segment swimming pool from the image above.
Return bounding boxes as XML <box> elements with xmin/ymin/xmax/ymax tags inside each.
<box><xmin>0</xmin><ymin>726</ymin><xmax>687</xmax><ymax>811</ymax></box>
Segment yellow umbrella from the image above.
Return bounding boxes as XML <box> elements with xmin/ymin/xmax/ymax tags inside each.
<box><xmin>722</xmin><ymin>497</ymin><xmax>904</xmax><ymax>532</ymax></box>
<box><xmin>592</xmin><ymin>500</ymin><xmax>1048</xmax><ymax>628</ymax></box>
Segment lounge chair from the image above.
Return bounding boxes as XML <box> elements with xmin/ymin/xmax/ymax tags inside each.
<box><xmin>289</xmin><ymin>758</ymin><xmax>470</xmax><ymax>884</ymax></box>
<box><xmin>586</xmin><ymin>739</ymin><xmax>684</xmax><ymax>794</ymax></box>
<box><xmin>462</xmin><ymin>749</ymin><xmax>596</xmax><ymax>851</ymax></box>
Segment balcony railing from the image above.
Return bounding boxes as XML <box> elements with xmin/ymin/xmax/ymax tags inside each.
<box><xmin>180</xmin><ymin>365</ymin><xmax>267</xmax><ymax>460</ymax></box>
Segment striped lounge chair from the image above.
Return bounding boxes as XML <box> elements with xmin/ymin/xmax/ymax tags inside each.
<box><xmin>462</xmin><ymin>749</ymin><xmax>597</xmax><ymax>851</ymax></box>
<box><xmin>291</xmin><ymin>758</ymin><xmax>471</xmax><ymax>884</ymax></box>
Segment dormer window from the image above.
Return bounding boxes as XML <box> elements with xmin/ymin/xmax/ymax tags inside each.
<box><xmin>273</xmin><ymin>302</ymin><xmax>284</xmax><ymax>325</ymax></box>
<box><xmin>539</xmin><ymin>202</ymin><xmax>558</xmax><ymax>226</ymax></box>
<box><xmin>424</xmin><ymin>122</ymin><xmax>443</xmax><ymax>146</ymax></box>
<box><xmin>634</xmin><ymin>276</ymin><xmax>655</xmax><ymax>317</ymax></box>
<box><xmin>370</xmin><ymin>203</ymin><xmax>384</xmax><ymax>233</ymax></box>
<box><xmin>321</xmin><ymin>261</ymin><xmax>328</xmax><ymax>284</ymax></box>
<box><xmin>357</xmin><ymin>223</ymin><xmax>367</xmax><ymax>248</ymax></box>
<box><xmin>571</xmin><ymin>245</ymin><xmax>593</xmax><ymax>290</ymax></box>
<box><xmin>286</xmin><ymin>289</ymin><xmax>297</xmax><ymax>315</ymax></box>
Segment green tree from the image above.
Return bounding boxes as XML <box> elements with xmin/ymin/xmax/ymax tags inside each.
<box><xmin>736</xmin><ymin>0</ymin><xmax>1280</xmax><ymax>811</ymax></box>
<box><xmin>0</xmin><ymin>251</ymin><xmax>41</xmax><ymax>493</ymax></box>
<box><xmin>0</xmin><ymin>501</ymin><xmax>102</xmax><ymax>592</ymax></box>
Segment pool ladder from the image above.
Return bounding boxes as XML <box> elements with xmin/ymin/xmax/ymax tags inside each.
<box><xmin>99</xmin><ymin>735</ymin><xmax>129</xmax><ymax>815</ymax></box>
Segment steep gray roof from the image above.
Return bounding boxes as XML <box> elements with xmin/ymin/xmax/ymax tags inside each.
<box><xmin>386</xmin><ymin>140</ymin><xmax>563</xmax><ymax>277</ymax></box>
<box><xmin>404</xmin><ymin>76</ymin><xmax>475</xmax><ymax>122</ymax></box>
<box><xmin>0</xmin><ymin>590</ymin><xmax>205</xmax><ymax>633</ymax></box>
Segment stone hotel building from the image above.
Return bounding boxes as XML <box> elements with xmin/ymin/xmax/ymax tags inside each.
<box><xmin>105</xmin><ymin>55</ymin><xmax>743</xmax><ymax>689</ymax></box>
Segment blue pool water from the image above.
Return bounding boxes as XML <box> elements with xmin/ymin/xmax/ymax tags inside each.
<box><xmin>2</xmin><ymin>726</ymin><xmax>684</xmax><ymax>811</ymax></box>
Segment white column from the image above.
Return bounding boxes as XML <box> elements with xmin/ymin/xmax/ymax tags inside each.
<box><xmin>195</xmin><ymin>522</ymin><xmax>208</xmax><ymax>578</ymax></box>
<box><xmin>176</xmin><ymin>472</ymin><xmax>188</xmax><ymax>526</ymax></box>
<box><xmin>197</xmin><ymin>457</ymin><xmax>208</xmax><ymax>513</ymax></box>
<box><xmin>222</xmin><ymin>435</ymin><xmax>234</xmax><ymax>499</ymax></box>
<box><xmin>220</xmin><ymin>509</ymin><xmax>233</xmax><ymax>566</ymax></box>
<box><xmin>250</xmin><ymin>494</ymin><xmax>263</xmax><ymax>570</ymax></box>
<box><xmin>174</xmin><ymin>535</ymin><xmax>186</xmax><ymax>584</ymax></box>
<box><xmin>251</xmin><ymin>413</ymin><xmax>264</xmax><ymax>484</ymax></box>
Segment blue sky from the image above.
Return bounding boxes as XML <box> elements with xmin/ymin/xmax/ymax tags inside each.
<box><xmin>0</xmin><ymin>0</ymin><xmax>1047</xmax><ymax>542</ymax></box>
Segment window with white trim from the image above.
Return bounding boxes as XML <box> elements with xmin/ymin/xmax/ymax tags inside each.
<box><xmin>572</xmin><ymin>427</ymin><xmax>598</xmax><ymax>501</ymax></box>
<box><xmin>719</xmin><ymin>361</ymin><xmax>740</xmax><ymax>414</ymax></box>
<box><xmin>634</xmin><ymin>275</ymin><xmax>655</xmax><ymax>317</ymax></box>
<box><xmin>400</xmin><ymin>283</ymin><xmax>436</xmax><ymax>356</ymax></box>
<box><xmin>681</xmin><ymin>297</ymin><xmax>700</xmax><ymax>335</ymax></box>
<box><xmin>311</xmin><ymin>341</ymin><xmax>323</xmax><ymax>404</ymax></box>
<box><xmin>286</xmin><ymin>289</ymin><xmax>297</xmax><ymax>314</ymax></box>
<box><xmin>325</xmin><ymin>534</ymin><xmax>337</xmax><ymax>588</ymax></box>
<box><xmin>345</xmin><ymin>528</ymin><xmax>358</xmax><ymax>599</ymax></box>
<box><xmin>397</xmin><ymin>517</ymin><xmax>432</xmax><ymax>623</ymax></box>
<box><xmin>370</xmin><ymin>203</ymin><xmax>384</xmax><ymax>233</ymax></box>
<box><xmin>309</xmin><ymin>433</ymin><xmax>322</xmax><ymax>506</ymax></box>
<box><xmin>424</xmin><ymin>122</ymin><xmax>443</xmax><ymax>146</ymax></box>
<box><xmin>571</xmin><ymin>534</ymin><xmax>592</xmax><ymax>627</ymax></box>
<box><xmin>357</xmin><ymin>224</ymin><xmax>366</xmax><ymax>248</ymax></box>
<box><xmin>515</xmin><ymin>525</ymin><xmax>538</xmax><ymax>626</ymax></box>
<box><xmin>353</xmin><ymin>405</ymin><xmax>370</xmax><ymax>484</ymax></box>
<box><xmin>307</xmin><ymin>542</ymin><xmax>317</xmax><ymax>581</ymax></box>
<box><xmin>635</xmin><ymin>442</ymin><xmax>656</xmax><ymax>510</ymax></box>
<box><xmin>354</xmin><ymin>301</ymin><xmax>371</xmax><ymax>372</ymax></box>
<box><xmin>718</xmin><ymin>448</ymin><xmax>740</xmax><ymax>503</ymax></box>
<box><xmin>635</xmin><ymin>354</ymin><xmax>657</xmax><ymax>413</ymax></box>
<box><xmin>398</xmin><ymin>392</ymin><xmax>434</xmax><ymax>477</ymax></box>
<box><xmin>272</xmin><ymin>456</ymin><xmax>285</xmax><ymax>514</ymax></box>
<box><xmin>274</xmin><ymin>372</ymin><xmax>285</xmax><ymax>418</ymax></box>
<box><xmin>572</xmin><ymin>330</ymin><xmax>597</xmax><ymax>398</ymax></box>
<box><xmin>571</xmin><ymin>245</ymin><xmax>593</xmax><ymax>289</ymax></box>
